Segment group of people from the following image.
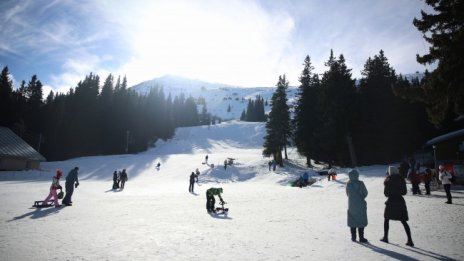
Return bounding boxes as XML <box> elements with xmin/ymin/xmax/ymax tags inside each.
<box><xmin>112</xmin><ymin>169</ymin><xmax>128</xmax><ymax>190</ymax></box>
<box><xmin>346</xmin><ymin>163</ymin><xmax>455</xmax><ymax>246</ymax></box>
<box><xmin>346</xmin><ymin>166</ymin><xmax>413</xmax><ymax>246</ymax></box>
<box><xmin>42</xmin><ymin>167</ymin><xmax>80</xmax><ymax>207</ymax></box>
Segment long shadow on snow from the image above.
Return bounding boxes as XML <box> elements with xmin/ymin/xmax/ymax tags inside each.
<box><xmin>357</xmin><ymin>242</ymin><xmax>420</xmax><ymax>261</ymax></box>
<box><xmin>8</xmin><ymin>207</ymin><xmax>62</xmax><ymax>222</ymax></box>
<box><xmin>385</xmin><ymin>242</ymin><xmax>457</xmax><ymax>261</ymax></box>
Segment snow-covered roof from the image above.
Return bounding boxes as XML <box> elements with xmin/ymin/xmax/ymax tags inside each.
<box><xmin>0</xmin><ymin>127</ymin><xmax>46</xmax><ymax>161</ymax></box>
<box><xmin>424</xmin><ymin>128</ymin><xmax>464</xmax><ymax>147</ymax></box>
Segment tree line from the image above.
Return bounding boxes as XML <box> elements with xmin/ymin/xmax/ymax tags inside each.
<box><xmin>264</xmin><ymin>50</ymin><xmax>439</xmax><ymax>167</ymax></box>
<box><xmin>264</xmin><ymin>0</ymin><xmax>463</xmax><ymax>167</ymax></box>
<box><xmin>0</xmin><ymin>70</ymin><xmax>205</xmax><ymax>160</ymax></box>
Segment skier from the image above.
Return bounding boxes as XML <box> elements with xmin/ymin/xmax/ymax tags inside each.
<box><xmin>346</xmin><ymin>169</ymin><xmax>368</xmax><ymax>243</ymax></box>
<box><xmin>439</xmin><ymin>165</ymin><xmax>453</xmax><ymax>204</ymax></box>
<box><xmin>62</xmin><ymin>167</ymin><xmax>79</xmax><ymax>206</ymax></box>
<box><xmin>120</xmin><ymin>169</ymin><xmax>128</xmax><ymax>189</ymax></box>
<box><xmin>380</xmin><ymin>166</ymin><xmax>414</xmax><ymax>247</ymax></box>
<box><xmin>189</xmin><ymin>172</ymin><xmax>196</xmax><ymax>193</ymax></box>
<box><xmin>112</xmin><ymin>171</ymin><xmax>120</xmax><ymax>189</ymax></box>
<box><xmin>42</xmin><ymin>170</ymin><xmax>63</xmax><ymax>208</ymax></box>
<box><xmin>206</xmin><ymin>187</ymin><xmax>224</xmax><ymax>213</ymax></box>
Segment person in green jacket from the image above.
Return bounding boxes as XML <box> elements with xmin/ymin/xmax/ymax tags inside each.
<box><xmin>62</xmin><ymin>167</ymin><xmax>79</xmax><ymax>206</ymax></box>
<box><xmin>206</xmin><ymin>187</ymin><xmax>224</xmax><ymax>213</ymax></box>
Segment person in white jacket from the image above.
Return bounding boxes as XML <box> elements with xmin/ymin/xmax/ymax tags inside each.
<box><xmin>439</xmin><ymin>165</ymin><xmax>453</xmax><ymax>204</ymax></box>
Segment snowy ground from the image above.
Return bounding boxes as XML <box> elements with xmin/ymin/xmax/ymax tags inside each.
<box><xmin>1</xmin><ymin>121</ymin><xmax>463</xmax><ymax>261</ymax></box>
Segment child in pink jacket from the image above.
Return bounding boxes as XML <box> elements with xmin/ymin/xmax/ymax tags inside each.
<box><xmin>42</xmin><ymin>170</ymin><xmax>63</xmax><ymax>207</ymax></box>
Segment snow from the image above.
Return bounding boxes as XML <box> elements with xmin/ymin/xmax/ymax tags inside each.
<box><xmin>130</xmin><ymin>75</ymin><xmax>299</xmax><ymax>120</ymax></box>
<box><xmin>1</xmin><ymin>121</ymin><xmax>464</xmax><ymax>261</ymax></box>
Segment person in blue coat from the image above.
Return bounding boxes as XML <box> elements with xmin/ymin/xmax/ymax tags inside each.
<box><xmin>346</xmin><ymin>169</ymin><xmax>368</xmax><ymax>243</ymax></box>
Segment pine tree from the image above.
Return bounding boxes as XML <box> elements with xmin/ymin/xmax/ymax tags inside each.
<box><xmin>317</xmin><ymin>51</ymin><xmax>357</xmax><ymax>166</ymax></box>
<box><xmin>0</xmin><ymin>66</ymin><xmax>14</xmax><ymax>126</ymax></box>
<box><xmin>293</xmin><ymin>55</ymin><xmax>320</xmax><ymax>167</ymax></box>
<box><xmin>263</xmin><ymin>75</ymin><xmax>291</xmax><ymax>165</ymax></box>
<box><xmin>410</xmin><ymin>0</ymin><xmax>464</xmax><ymax>125</ymax></box>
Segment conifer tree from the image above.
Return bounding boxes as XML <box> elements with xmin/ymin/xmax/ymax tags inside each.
<box><xmin>0</xmin><ymin>66</ymin><xmax>14</xmax><ymax>126</ymax></box>
<box><xmin>263</xmin><ymin>75</ymin><xmax>291</xmax><ymax>165</ymax></box>
<box><xmin>293</xmin><ymin>55</ymin><xmax>320</xmax><ymax>167</ymax></box>
<box><xmin>409</xmin><ymin>0</ymin><xmax>464</xmax><ymax>125</ymax></box>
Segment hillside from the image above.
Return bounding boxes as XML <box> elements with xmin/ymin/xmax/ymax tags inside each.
<box><xmin>0</xmin><ymin>121</ymin><xmax>463</xmax><ymax>260</ymax></box>
<box><xmin>131</xmin><ymin>75</ymin><xmax>299</xmax><ymax>120</ymax></box>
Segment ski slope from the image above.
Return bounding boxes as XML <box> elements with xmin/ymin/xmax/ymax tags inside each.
<box><xmin>1</xmin><ymin>121</ymin><xmax>463</xmax><ymax>261</ymax></box>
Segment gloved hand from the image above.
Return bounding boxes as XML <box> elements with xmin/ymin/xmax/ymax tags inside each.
<box><xmin>75</xmin><ymin>182</ymin><xmax>79</xmax><ymax>188</ymax></box>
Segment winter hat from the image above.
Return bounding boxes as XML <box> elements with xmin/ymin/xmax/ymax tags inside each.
<box><xmin>388</xmin><ymin>166</ymin><xmax>399</xmax><ymax>175</ymax></box>
<box><xmin>348</xmin><ymin>169</ymin><xmax>359</xmax><ymax>181</ymax></box>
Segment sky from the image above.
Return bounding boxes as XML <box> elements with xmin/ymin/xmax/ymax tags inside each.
<box><xmin>0</xmin><ymin>0</ymin><xmax>432</xmax><ymax>93</ymax></box>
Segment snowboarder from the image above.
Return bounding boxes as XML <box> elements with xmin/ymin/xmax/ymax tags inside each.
<box><xmin>42</xmin><ymin>169</ymin><xmax>63</xmax><ymax>208</ymax></box>
<box><xmin>206</xmin><ymin>187</ymin><xmax>224</xmax><ymax>213</ymax></box>
<box><xmin>62</xmin><ymin>167</ymin><xmax>79</xmax><ymax>206</ymax></box>
<box><xmin>189</xmin><ymin>172</ymin><xmax>196</xmax><ymax>193</ymax></box>
<box><xmin>439</xmin><ymin>165</ymin><xmax>453</xmax><ymax>204</ymax></box>
<box><xmin>112</xmin><ymin>171</ymin><xmax>119</xmax><ymax>190</ymax></box>
<box><xmin>120</xmin><ymin>169</ymin><xmax>128</xmax><ymax>189</ymax></box>
<box><xmin>380</xmin><ymin>166</ymin><xmax>414</xmax><ymax>247</ymax></box>
<box><xmin>346</xmin><ymin>170</ymin><xmax>368</xmax><ymax>243</ymax></box>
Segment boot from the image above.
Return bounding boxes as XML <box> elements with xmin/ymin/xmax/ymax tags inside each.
<box><xmin>358</xmin><ymin>228</ymin><xmax>368</xmax><ymax>243</ymax></box>
<box><xmin>380</xmin><ymin>236</ymin><xmax>388</xmax><ymax>243</ymax></box>
<box><xmin>350</xmin><ymin>228</ymin><xmax>356</xmax><ymax>242</ymax></box>
<box><xmin>406</xmin><ymin>239</ymin><xmax>414</xmax><ymax>247</ymax></box>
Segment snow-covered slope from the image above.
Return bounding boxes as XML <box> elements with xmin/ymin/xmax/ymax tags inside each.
<box><xmin>1</xmin><ymin>121</ymin><xmax>463</xmax><ymax>261</ymax></box>
<box><xmin>130</xmin><ymin>75</ymin><xmax>299</xmax><ymax>120</ymax></box>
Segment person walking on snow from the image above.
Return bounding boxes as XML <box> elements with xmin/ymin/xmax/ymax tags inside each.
<box><xmin>112</xmin><ymin>170</ymin><xmax>119</xmax><ymax>189</ymax></box>
<box><xmin>189</xmin><ymin>172</ymin><xmax>196</xmax><ymax>193</ymax></box>
<box><xmin>439</xmin><ymin>165</ymin><xmax>453</xmax><ymax>204</ymax></box>
<box><xmin>120</xmin><ymin>169</ymin><xmax>128</xmax><ymax>189</ymax></box>
<box><xmin>62</xmin><ymin>167</ymin><xmax>79</xmax><ymax>206</ymax></box>
<box><xmin>346</xmin><ymin>169</ymin><xmax>368</xmax><ymax>243</ymax></box>
<box><xmin>206</xmin><ymin>187</ymin><xmax>224</xmax><ymax>213</ymax></box>
<box><xmin>380</xmin><ymin>166</ymin><xmax>414</xmax><ymax>247</ymax></box>
<box><xmin>42</xmin><ymin>170</ymin><xmax>63</xmax><ymax>208</ymax></box>
<box><xmin>195</xmin><ymin>168</ymin><xmax>200</xmax><ymax>182</ymax></box>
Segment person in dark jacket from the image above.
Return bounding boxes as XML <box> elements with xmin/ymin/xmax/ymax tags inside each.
<box><xmin>380</xmin><ymin>166</ymin><xmax>414</xmax><ymax>246</ymax></box>
<box><xmin>423</xmin><ymin>168</ymin><xmax>432</xmax><ymax>195</ymax></box>
<box><xmin>189</xmin><ymin>172</ymin><xmax>196</xmax><ymax>193</ymax></box>
<box><xmin>346</xmin><ymin>170</ymin><xmax>368</xmax><ymax>242</ymax></box>
<box><xmin>399</xmin><ymin>159</ymin><xmax>410</xmax><ymax>179</ymax></box>
<box><xmin>409</xmin><ymin>169</ymin><xmax>422</xmax><ymax>195</ymax></box>
<box><xmin>112</xmin><ymin>171</ymin><xmax>120</xmax><ymax>190</ymax></box>
<box><xmin>206</xmin><ymin>187</ymin><xmax>224</xmax><ymax>213</ymax></box>
<box><xmin>120</xmin><ymin>169</ymin><xmax>128</xmax><ymax>189</ymax></box>
<box><xmin>62</xmin><ymin>167</ymin><xmax>79</xmax><ymax>206</ymax></box>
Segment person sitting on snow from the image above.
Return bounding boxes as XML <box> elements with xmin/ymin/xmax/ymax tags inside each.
<box><xmin>206</xmin><ymin>187</ymin><xmax>224</xmax><ymax>213</ymax></box>
<box><xmin>42</xmin><ymin>169</ymin><xmax>63</xmax><ymax>208</ymax></box>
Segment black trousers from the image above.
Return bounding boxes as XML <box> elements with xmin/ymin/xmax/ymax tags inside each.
<box><xmin>62</xmin><ymin>181</ymin><xmax>74</xmax><ymax>204</ymax></box>
<box><xmin>189</xmin><ymin>182</ymin><xmax>194</xmax><ymax>192</ymax></box>
<box><xmin>424</xmin><ymin>181</ymin><xmax>430</xmax><ymax>194</ymax></box>
<box><xmin>444</xmin><ymin>184</ymin><xmax>452</xmax><ymax>203</ymax></box>
<box><xmin>206</xmin><ymin>194</ymin><xmax>215</xmax><ymax>211</ymax></box>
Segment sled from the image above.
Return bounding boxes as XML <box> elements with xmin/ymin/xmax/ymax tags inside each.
<box><xmin>32</xmin><ymin>200</ymin><xmax>55</xmax><ymax>208</ymax></box>
<box><xmin>214</xmin><ymin>201</ymin><xmax>229</xmax><ymax>214</ymax></box>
